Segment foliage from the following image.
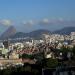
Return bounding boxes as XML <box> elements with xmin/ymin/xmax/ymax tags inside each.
<box><xmin>60</xmin><ymin>46</ymin><xmax>71</xmax><ymax>53</ymax></box>
<box><xmin>22</xmin><ymin>54</ymin><xmax>34</xmax><ymax>59</ymax></box>
<box><xmin>72</xmin><ymin>46</ymin><xmax>75</xmax><ymax>55</ymax></box>
<box><xmin>72</xmin><ymin>46</ymin><xmax>75</xmax><ymax>60</ymax></box>
<box><xmin>45</xmin><ymin>58</ymin><xmax>58</xmax><ymax>68</ymax></box>
<box><xmin>0</xmin><ymin>63</ymin><xmax>42</xmax><ymax>75</ymax></box>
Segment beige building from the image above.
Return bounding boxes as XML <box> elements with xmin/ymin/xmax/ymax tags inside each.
<box><xmin>9</xmin><ymin>51</ymin><xmax>19</xmax><ymax>59</ymax></box>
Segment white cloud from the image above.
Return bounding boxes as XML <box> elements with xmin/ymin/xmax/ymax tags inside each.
<box><xmin>23</xmin><ymin>20</ymin><xmax>35</xmax><ymax>26</ymax></box>
<box><xmin>0</xmin><ymin>19</ymin><xmax>12</xmax><ymax>26</ymax></box>
<box><xmin>29</xmin><ymin>20</ymin><xmax>34</xmax><ymax>25</ymax></box>
<box><xmin>22</xmin><ymin>18</ymin><xmax>75</xmax><ymax>27</ymax></box>
<box><xmin>43</xmin><ymin>18</ymin><xmax>49</xmax><ymax>24</ymax></box>
<box><xmin>22</xmin><ymin>19</ymin><xmax>50</xmax><ymax>26</ymax></box>
<box><xmin>38</xmin><ymin>18</ymin><xmax>50</xmax><ymax>25</ymax></box>
<box><xmin>39</xmin><ymin>18</ymin><xmax>63</xmax><ymax>25</ymax></box>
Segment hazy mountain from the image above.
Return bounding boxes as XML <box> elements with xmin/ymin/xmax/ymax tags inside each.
<box><xmin>53</xmin><ymin>27</ymin><xmax>75</xmax><ymax>35</ymax></box>
<box><xmin>0</xmin><ymin>26</ymin><xmax>17</xmax><ymax>39</ymax></box>
<box><xmin>1</xmin><ymin>26</ymin><xmax>75</xmax><ymax>40</ymax></box>
<box><xmin>28</xmin><ymin>29</ymin><xmax>51</xmax><ymax>38</ymax></box>
<box><xmin>0</xmin><ymin>28</ymin><xmax>51</xmax><ymax>40</ymax></box>
<box><xmin>12</xmin><ymin>29</ymin><xmax>51</xmax><ymax>39</ymax></box>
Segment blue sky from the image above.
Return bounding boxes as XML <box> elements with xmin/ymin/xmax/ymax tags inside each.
<box><xmin>0</xmin><ymin>0</ymin><xmax>75</xmax><ymax>33</ymax></box>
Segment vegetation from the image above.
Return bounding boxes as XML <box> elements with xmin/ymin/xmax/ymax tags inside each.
<box><xmin>0</xmin><ymin>63</ymin><xmax>42</xmax><ymax>75</ymax></box>
<box><xmin>22</xmin><ymin>54</ymin><xmax>34</xmax><ymax>59</ymax></box>
<box><xmin>45</xmin><ymin>58</ymin><xmax>58</xmax><ymax>68</ymax></box>
<box><xmin>1</xmin><ymin>46</ymin><xmax>75</xmax><ymax>75</ymax></box>
<box><xmin>72</xmin><ymin>46</ymin><xmax>75</xmax><ymax>57</ymax></box>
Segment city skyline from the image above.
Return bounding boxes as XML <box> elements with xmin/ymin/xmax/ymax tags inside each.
<box><xmin>0</xmin><ymin>0</ymin><xmax>75</xmax><ymax>33</ymax></box>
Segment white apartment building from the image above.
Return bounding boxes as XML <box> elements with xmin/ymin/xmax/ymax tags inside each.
<box><xmin>70</xmin><ymin>32</ymin><xmax>75</xmax><ymax>40</ymax></box>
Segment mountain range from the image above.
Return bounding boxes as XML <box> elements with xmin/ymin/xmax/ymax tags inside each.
<box><xmin>0</xmin><ymin>26</ymin><xmax>75</xmax><ymax>40</ymax></box>
<box><xmin>10</xmin><ymin>29</ymin><xmax>51</xmax><ymax>40</ymax></box>
<box><xmin>53</xmin><ymin>27</ymin><xmax>75</xmax><ymax>35</ymax></box>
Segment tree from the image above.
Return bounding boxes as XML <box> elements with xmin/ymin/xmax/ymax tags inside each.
<box><xmin>60</xmin><ymin>46</ymin><xmax>71</xmax><ymax>60</ymax></box>
<box><xmin>60</xmin><ymin>46</ymin><xmax>70</xmax><ymax>53</ymax></box>
<box><xmin>72</xmin><ymin>46</ymin><xmax>75</xmax><ymax>59</ymax></box>
<box><xmin>22</xmin><ymin>54</ymin><xmax>34</xmax><ymax>59</ymax></box>
<box><xmin>45</xmin><ymin>58</ymin><xmax>58</xmax><ymax>68</ymax></box>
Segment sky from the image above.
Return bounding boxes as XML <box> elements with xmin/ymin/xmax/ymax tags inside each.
<box><xmin>0</xmin><ymin>0</ymin><xmax>75</xmax><ymax>33</ymax></box>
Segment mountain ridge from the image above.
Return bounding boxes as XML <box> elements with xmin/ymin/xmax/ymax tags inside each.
<box><xmin>53</xmin><ymin>26</ymin><xmax>75</xmax><ymax>35</ymax></box>
<box><xmin>1</xmin><ymin>26</ymin><xmax>75</xmax><ymax>40</ymax></box>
